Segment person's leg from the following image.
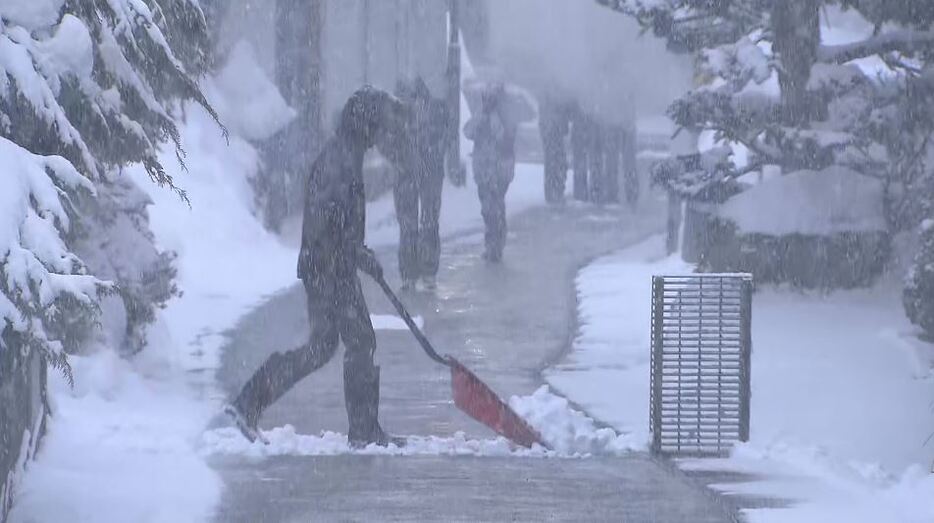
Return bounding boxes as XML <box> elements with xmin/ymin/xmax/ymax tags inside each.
<box><xmin>393</xmin><ymin>171</ymin><xmax>420</xmax><ymax>287</ymax></box>
<box><xmin>232</xmin><ymin>281</ymin><xmax>339</xmax><ymax>425</ymax></box>
<box><xmin>589</xmin><ymin>126</ymin><xmax>606</xmax><ymax>203</ymax></box>
<box><xmin>541</xmin><ymin>108</ymin><xmax>565</xmax><ymax>204</ymax></box>
<box><xmin>417</xmin><ymin>153</ymin><xmax>445</xmax><ymax>281</ymax></box>
<box><xmin>604</xmin><ymin>126</ymin><xmax>621</xmax><ymax>204</ymax></box>
<box><xmin>571</xmin><ymin>120</ymin><xmax>589</xmax><ymax>201</ymax></box>
<box><xmin>477</xmin><ymin>178</ymin><xmax>501</xmax><ymax>261</ymax></box>
<box><xmin>482</xmin><ymin>175</ymin><xmax>509</xmax><ymax>261</ymax></box>
<box><xmin>667</xmin><ymin>189</ymin><xmax>683</xmax><ymax>254</ymax></box>
<box><xmin>338</xmin><ymin>276</ymin><xmax>395</xmax><ymax>446</ymax></box>
<box><xmin>495</xmin><ymin>177</ymin><xmax>510</xmax><ymax>258</ymax></box>
<box><xmin>554</xmin><ymin>127</ymin><xmax>569</xmax><ymax>203</ymax></box>
<box><xmin>622</xmin><ymin>126</ymin><xmax>639</xmax><ymax>208</ymax></box>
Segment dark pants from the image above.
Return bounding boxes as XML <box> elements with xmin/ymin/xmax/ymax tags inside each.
<box><xmin>667</xmin><ymin>190</ymin><xmax>683</xmax><ymax>255</ymax></box>
<box><xmin>622</xmin><ymin>127</ymin><xmax>639</xmax><ymax>207</ymax></box>
<box><xmin>234</xmin><ymin>275</ymin><xmax>378</xmax><ymax>428</ymax></box>
<box><xmin>602</xmin><ymin>127</ymin><xmax>621</xmax><ymax>204</ymax></box>
<box><xmin>540</xmin><ymin>103</ymin><xmax>569</xmax><ymax>204</ymax></box>
<box><xmin>571</xmin><ymin>114</ymin><xmax>592</xmax><ymax>202</ymax></box>
<box><xmin>588</xmin><ymin>128</ymin><xmax>607</xmax><ymax>203</ymax></box>
<box><xmin>542</xmin><ymin>135</ymin><xmax>568</xmax><ymax>204</ymax></box>
<box><xmin>477</xmin><ymin>176</ymin><xmax>511</xmax><ymax>261</ymax></box>
<box><xmin>394</xmin><ymin>155</ymin><xmax>444</xmax><ymax>282</ymax></box>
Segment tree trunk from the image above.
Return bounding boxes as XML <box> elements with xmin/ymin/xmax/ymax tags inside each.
<box><xmin>771</xmin><ymin>0</ymin><xmax>821</xmax><ymax>127</ymax></box>
<box><xmin>259</xmin><ymin>0</ymin><xmax>324</xmax><ymax>229</ymax></box>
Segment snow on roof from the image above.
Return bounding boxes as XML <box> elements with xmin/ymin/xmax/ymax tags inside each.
<box><xmin>716</xmin><ymin>166</ymin><xmax>886</xmax><ymax>236</ymax></box>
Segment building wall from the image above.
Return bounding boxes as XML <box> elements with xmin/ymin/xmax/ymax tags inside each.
<box><xmin>0</xmin><ymin>343</ymin><xmax>46</xmax><ymax>523</ymax></box>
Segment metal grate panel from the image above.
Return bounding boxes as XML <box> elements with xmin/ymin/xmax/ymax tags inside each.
<box><xmin>650</xmin><ymin>274</ymin><xmax>752</xmax><ymax>456</ymax></box>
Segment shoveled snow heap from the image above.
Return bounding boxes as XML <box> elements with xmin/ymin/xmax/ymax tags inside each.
<box><xmin>201</xmin><ymin>386</ymin><xmax>647</xmax><ymax>458</ymax></box>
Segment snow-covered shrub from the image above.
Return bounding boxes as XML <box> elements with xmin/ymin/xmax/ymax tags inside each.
<box><xmin>904</xmin><ymin>220</ymin><xmax>934</xmax><ymax>339</ymax></box>
<box><xmin>686</xmin><ymin>167</ymin><xmax>890</xmax><ymax>288</ymax></box>
<box><xmin>74</xmin><ymin>178</ymin><xmax>179</xmax><ymax>355</ymax></box>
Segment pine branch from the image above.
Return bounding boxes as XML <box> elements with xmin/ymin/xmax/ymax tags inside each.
<box><xmin>818</xmin><ymin>29</ymin><xmax>934</xmax><ymax>64</ymax></box>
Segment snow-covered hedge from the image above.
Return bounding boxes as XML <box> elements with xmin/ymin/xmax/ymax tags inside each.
<box><xmin>684</xmin><ymin>168</ymin><xmax>890</xmax><ymax>289</ymax></box>
<box><xmin>904</xmin><ymin>220</ymin><xmax>934</xmax><ymax>339</ymax></box>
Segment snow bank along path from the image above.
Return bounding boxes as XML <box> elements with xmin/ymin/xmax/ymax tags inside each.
<box><xmin>546</xmin><ymin>234</ymin><xmax>934</xmax><ymax>523</ymax></box>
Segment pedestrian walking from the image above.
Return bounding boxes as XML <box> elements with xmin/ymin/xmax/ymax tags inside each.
<box><xmin>539</xmin><ymin>96</ymin><xmax>571</xmax><ymax>204</ymax></box>
<box><xmin>464</xmin><ymin>83</ymin><xmax>526</xmax><ymax>262</ymax></box>
<box><xmin>570</xmin><ymin>107</ymin><xmax>594</xmax><ymax>202</ymax></box>
<box><xmin>393</xmin><ymin>77</ymin><xmax>450</xmax><ymax>291</ymax></box>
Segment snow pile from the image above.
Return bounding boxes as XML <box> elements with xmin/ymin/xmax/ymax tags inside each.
<box><xmin>681</xmin><ymin>443</ymin><xmax>934</xmax><ymax>523</ymax></box>
<box><xmin>203</xmin><ymin>41</ymin><xmax>295</xmax><ymax>142</ymax></box>
<box><xmin>1</xmin><ymin>0</ymin><xmax>65</xmax><ymax>30</ymax></box>
<box><xmin>546</xmin><ymin>235</ymin><xmax>691</xmax><ymax>437</ymax></box>
<box><xmin>549</xmin><ymin>233</ymin><xmax>934</xmax><ymax>522</ymax></box>
<box><xmin>9</xmin><ymin>352</ymin><xmax>221</xmax><ymax>523</ymax></box>
<box><xmin>509</xmin><ymin>386</ymin><xmax>647</xmax><ymax>454</ymax></box>
<box><xmin>718</xmin><ymin>166</ymin><xmax>886</xmax><ymax>235</ymax></box>
<box><xmin>124</xmin><ymin>100</ymin><xmax>297</xmax><ymax>377</ymax></box>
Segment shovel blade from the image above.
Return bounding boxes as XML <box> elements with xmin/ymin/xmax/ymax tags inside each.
<box><xmin>448</xmin><ymin>357</ymin><xmax>545</xmax><ymax>448</ymax></box>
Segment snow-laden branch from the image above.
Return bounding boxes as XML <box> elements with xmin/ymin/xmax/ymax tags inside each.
<box><xmin>0</xmin><ymin>137</ymin><xmax>110</xmax><ymax>359</ymax></box>
<box><xmin>818</xmin><ymin>28</ymin><xmax>934</xmax><ymax>64</ymax></box>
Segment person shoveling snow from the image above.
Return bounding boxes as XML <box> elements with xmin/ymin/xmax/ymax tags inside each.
<box><xmin>224</xmin><ymin>86</ymin><xmax>543</xmax><ymax>450</ymax></box>
<box><xmin>225</xmin><ymin>86</ymin><xmax>413</xmax><ymax>448</ymax></box>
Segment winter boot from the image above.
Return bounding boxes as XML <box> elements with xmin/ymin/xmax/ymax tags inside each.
<box><xmin>420</xmin><ymin>275</ymin><xmax>437</xmax><ymax>291</ymax></box>
<box><xmin>224</xmin><ymin>402</ymin><xmax>269</xmax><ymax>445</ymax></box>
<box><xmin>344</xmin><ymin>365</ymin><xmax>405</xmax><ymax>448</ymax></box>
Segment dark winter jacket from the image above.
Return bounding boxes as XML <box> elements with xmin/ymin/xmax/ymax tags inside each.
<box><xmin>297</xmin><ymin>86</ymin><xmax>410</xmax><ymax>288</ymax></box>
<box><xmin>398</xmin><ymin>78</ymin><xmax>450</xmax><ymax>175</ymax></box>
<box><xmin>297</xmin><ymin>135</ymin><xmax>367</xmax><ymax>287</ymax></box>
<box><xmin>465</xmin><ymin>101</ymin><xmax>517</xmax><ymax>186</ymax></box>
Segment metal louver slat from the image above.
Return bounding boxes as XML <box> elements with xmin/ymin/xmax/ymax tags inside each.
<box><xmin>650</xmin><ymin>274</ymin><xmax>752</xmax><ymax>457</ymax></box>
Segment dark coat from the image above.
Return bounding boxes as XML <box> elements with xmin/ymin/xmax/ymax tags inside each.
<box><xmin>297</xmin><ymin>134</ymin><xmax>367</xmax><ymax>289</ymax></box>
<box><xmin>297</xmin><ymin>86</ymin><xmax>410</xmax><ymax>289</ymax></box>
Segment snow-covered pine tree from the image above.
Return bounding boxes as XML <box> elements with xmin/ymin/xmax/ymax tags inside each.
<box><xmin>0</xmin><ymin>0</ymin><xmax>220</xmax><ymax>376</ymax></box>
<box><xmin>596</xmin><ymin>1</ymin><xmax>934</xmax><ymax>219</ymax></box>
<box><xmin>2</xmin><ymin>1</ymin><xmax>220</xmax><ymax>515</ymax></box>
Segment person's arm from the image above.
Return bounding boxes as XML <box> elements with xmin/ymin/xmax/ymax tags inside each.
<box><xmin>355</xmin><ymin>244</ymin><xmax>383</xmax><ymax>279</ymax></box>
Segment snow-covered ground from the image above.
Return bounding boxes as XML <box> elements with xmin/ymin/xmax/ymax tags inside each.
<box><xmin>202</xmin><ymin>386</ymin><xmax>643</xmax><ymax>460</ymax></box>
<box><xmin>9</xmin><ymin>41</ymin><xmax>549</xmax><ymax>523</ymax></box>
<box><xmin>546</xmin><ymin>234</ymin><xmax>934</xmax><ymax>522</ymax></box>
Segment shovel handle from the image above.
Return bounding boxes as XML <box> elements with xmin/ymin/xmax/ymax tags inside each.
<box><xmin>374</xmin><ymin>276</ymin><xmax>450</xmax><ymax>367</ymax></box>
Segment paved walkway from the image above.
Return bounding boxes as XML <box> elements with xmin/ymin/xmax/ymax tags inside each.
<box><xmin>211</xmin><ymin>201</ymin><xmax>737</xmax><ymax>522</ymax></box>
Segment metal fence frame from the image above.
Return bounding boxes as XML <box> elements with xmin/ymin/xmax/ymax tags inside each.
<box><xmin>650</xmin><ymin>274</ymin><xmax>752</xmax><ymax>457</ymax></box>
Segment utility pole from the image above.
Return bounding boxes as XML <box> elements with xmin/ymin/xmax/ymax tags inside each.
<box><xmin>445</xmin><ymin>0</ymin><xmax>466</xmax><ymax>186</ymax></box>
<box><xmin>262</xmin><ymin>0</ymin><xmax>323</xmax><ymax>229</ymax></box>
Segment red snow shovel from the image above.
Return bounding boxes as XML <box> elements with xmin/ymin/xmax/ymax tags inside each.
<box><xmin>375</xmin><ymin>276</ymin><xmax>546</xmax><ymax>449</ymax></box>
